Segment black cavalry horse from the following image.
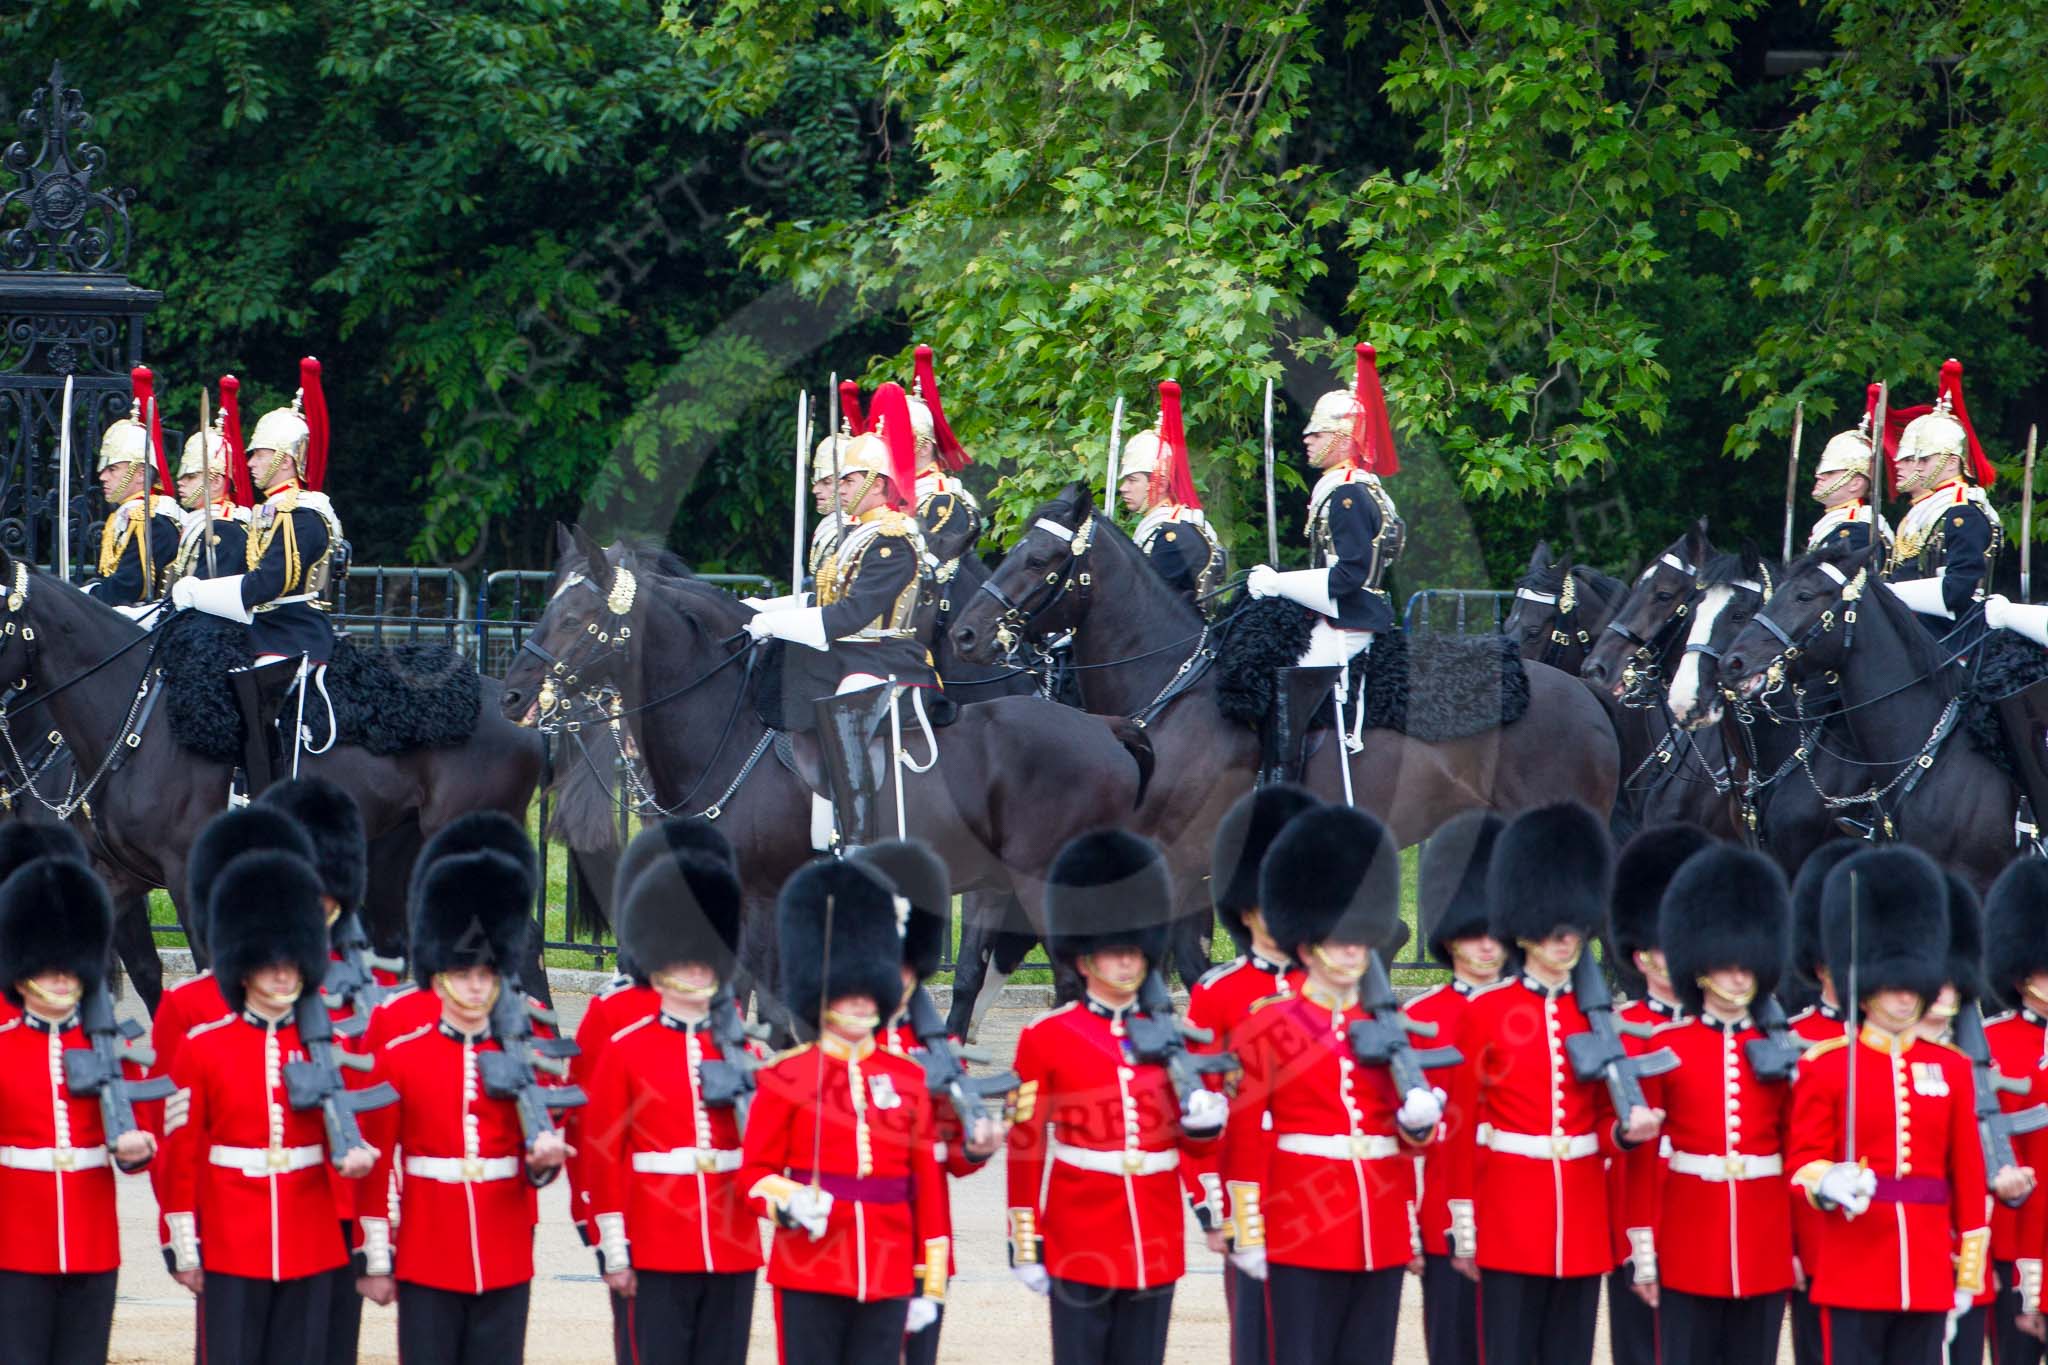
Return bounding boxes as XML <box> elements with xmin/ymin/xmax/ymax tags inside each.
<box><xmin>0</xmin><ymin>548</ymin><xmax>547</xmax><ymax>992</ymax></box>
<box><xmin>498</xmin><ymin>531</ymin><xmax>1156</xmax><ymax>1036</ymax></box>
<box><xmin>949</xmin><ymin>484</ymin><xmax>1620</xmax><ymax>928</ymax></box>
<box><xmin>1717</xmin><ymin>540</ymin><xmax>2016</xmax><ymax>890</ymax></box>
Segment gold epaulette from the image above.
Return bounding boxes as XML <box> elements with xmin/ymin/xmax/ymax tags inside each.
<box><xmin>1249</xmin><ymin>992</ymin><xmax>1291</xmax><ymax>1014</ymax></box>
<box><xmin>1801</xmin><ymin>1034</ymin><xmax>1849</xmax><ymax>1062</ymax></box>
<box><xmin>771</xmin><ymin>1041</ymin><xmax>816</xmax><ymax>1065</ymax></box>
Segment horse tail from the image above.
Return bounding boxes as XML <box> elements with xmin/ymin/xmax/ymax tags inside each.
<box><xmin>1105</xmin><ymin>717</ymin><xmax>1155</xmax><ymax>808</ymax></box>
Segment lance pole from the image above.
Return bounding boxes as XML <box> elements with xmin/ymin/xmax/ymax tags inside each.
<box><xmin>1782</xmin><ymin>399</ymin><xmax>1803</xmax><ymax>563</ymax></box>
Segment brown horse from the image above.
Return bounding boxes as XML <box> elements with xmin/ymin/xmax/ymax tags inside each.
<box><xmin>949</xmin><ymin>484</ymin><xmax>1620</xmax><ymax>933</ymax></box>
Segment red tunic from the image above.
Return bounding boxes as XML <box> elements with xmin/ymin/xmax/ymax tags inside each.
<box><xmin>1609</xmin><ymin>995</ymin><xmax>1680</xmax><ymax>1270</ymax></box>
<box><xmin>1182</xmin><ymin>954</ymin><xmax>1300</xmax><ymax>1224</ymax></box>
<box><xmin>1443</xmin><ymin>976</ymin><xmax>1628</xmax><ymax>1278</ymax></box>
<box><xmin>0</xmin><ymin>1011</ymin><xmax>147</xmax><ymax>1275</ymax></box>
<box><xmin>879</xmin><ymin>1021</ymin><xmax>991</xmax><ymax>1286</ymax></box>
<box><xmin>1788</xmin><ymin>1002</ymin><xmax>1846</xmax><ymax>1289</ymax></box>
<box><xmin>146</xmin><ymin>973</ymin><xmax>232</xmax><ymax>1252</ymax></box>
<box><xmin>1786</xmin><ymin>1026</ymin><xmax>1990</xmax><ymax>1313</ymax></box>
<box><xmin>1634</xmin><ymin>1014</ymin><xmax>1795</xmax><ymax>1297</ymax></box>
<box><xmin>565</xmin><ymin>978</ymin><xmax>658</xmax><ymax>1241</ymax></box>
<box><xmin>1983</xmin><ymin>1007</ymin><xmax>2048</xmax><ymax>1301</ymax></box>
<box><xmin>1006</xmin><ymin>999</ymin><xmax>1218</xmax><ymax>1290</ymax></box>
<box><xmin>358</xmin><ymin>1020</ymin><xmax>547</xmax><ymax>1295</ymax></box>
<box><xmin>741</xmin><ymin>1035</ymin><xmax>947</xmax><ymax>1302</ymax></box>
<box><xmin>1406</xmin><ymin>979</ymin><xmax>1478</xmax><ymax>1258</ymax></box>
<box><xmin>1221</xmin><ymin>990</ymin><xmax>1424</xmax><ymax>1272</ymax></box>
<box><xmin>161</xmin><ymin>1011</ymin><xmax>356</xmax><ymax>1281</ymax></box>
<box><xmin>582</xmin><ymin>1010</ymin><xmax>764</xmax><ymax>1275</ymax></box>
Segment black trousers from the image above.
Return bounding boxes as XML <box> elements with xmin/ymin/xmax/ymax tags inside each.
<box><xmin>1476</xmin><ymin>1270</ymin><xmax>1601</xmax><ymax>1365</ymax></box>
<box><xmin>1950</xmin><ymin>1303</ymin><xmax>1986</xmax><ymax>1365</ymax></box>
<box><xmin>1822</xmin><ymin>1307</ymin><xmax>1945</xmax><ymax>1365</ymax></box>
<box><xmin>1994</xmin><ymin>1260</ymin><xmax>2045</xmax><ymax>1365</ymax></box>
<box><xmin>773</xmin><ymin>1288</ymin><xmax>907</xmax><ymax>1365</ymax></box>
<box><xmin>1791</xmin><ymin>1287</ymin><xmax>1826</xmax><ymax>1365</ymax></box>
<box><xmin>614</xmin><ymin>1271</ymin><xmax>753</xmax><ymax>1365</ymax></box>
<box><xmin>0</xmin><ymin>1268</ymin><xmax>116</xmax><ymax>1365</ymax></box>
<box><xmin>1047</xmin><ymin>1277</ymin><xmax>1175</xmax><ymax>1365</ymax></box>
<box><xmin>1656</xmin><ymin>1286</ymin><xmax>1786</xmax><ymax>1365</ymax></box>
<box><xmin>325</xmin><ymin>1222</ymin><xmax>363</xmax><ymax>1365</ymax></box>
<box><xmin>900</xmin><ymin>1300</ymin><xmax>941</xmax><ymax>1365</ymax></box>
<box><xmin>1266</xmin><ymin>1263</ymin><xmax>1403</xmax><ymax>1365</ymax></box>
<box><xmin>1227</xmin><ymin>1259</ymin><xmax>1271</xmax><ymax>1365</ymax></box>
<box><xmin>1421</xmin><ymin>1255</ymin><xmax>1479</xmax><ymax>1365</ymax></box>
<box><xmin>396</xmin><ymin>1280</ymin><xmax>531</xmax><ymax>1365</ymax></box>
<box><xmin>200</xmin><ymin>1269</ymin><xmax>334</xmax><ymax>1365</ymax></box>
<box><xmin>1606</xmin><ymin>1266</ymin><xmax>1655</xmax><ymax>1365</ymax></box>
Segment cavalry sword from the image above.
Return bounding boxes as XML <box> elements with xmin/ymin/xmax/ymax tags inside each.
<box><xmin>1868</xmin><ymin>382</ymin><xmax>1889</xmax><ymax>528</ymax></box>
<box><xmin>829</xmin><ymin>371</ymin><xmax>844</xmax><ymax>545</ymax></box>
<box><xmin>1781</xmin><ymin>399</ymin><xmax>1803</xmax><ymax>563</ymax></box>
<box><xmin>791</xmin><ymin>390</ymin><xmax>809</xmax><ymax>593</ymax></box>
<box><xmin>1104</xmin><ymin>395</ymin><xmax>1124</xmax><ymax>510</ymax></box>
<box><xmin>1264</xmin><ymin>377</ymin><xmax>1279</xmax><ymax>566</ymax></box>
<box><xmin>56</xmin><ymin>375</ymin><xmax>73</xmax><ymax>581</ymax></box>
<box><xmin>2024</xmin><ymin>424</ymin><xmax>2037</xmax><ymax>602</ymax></box>
<box><xmin>199</xmin><ymin>383</ymin><xmax>218</xmax><ymax>579</ymax></box>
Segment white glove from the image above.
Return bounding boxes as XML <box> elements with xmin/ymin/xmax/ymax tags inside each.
<box><xmin>1947</xmin><ymin>1288</ymin><xmax>1975</xmax><ymax>1345</ymax></box>
<box><xmin>1397</xmin><ymin>1086</ymin><xmax>1446</xmax><ymax>1134</ymax></box>
<box><xmin>1816</xmin><ymin>1162</ymin><xmax>1876</xmax><ymax>1217</ymax></box>
<box><xmin>905</xmin><ymin>1297</ymin><xmax>941</xmax><ymax>1333</ymax></box>
<box><xmin>1987</xmin><ymin>595</ymin><xmax>2048</xmax><ymax>649</ymax></box>
<box><xmin>744</xmin><ymin>606</ymin><xmax>828</xmax><ymax>650</ymax></box>
<box><xmin>1228</xmin><ymin>1246</ymin><xmax>1268</xmax><ymax>1281</ymax></box>
<box><xmin>1181</xmin><ymin>1088</ymin><xmax>1228</xmax><ymax>1139</ymax></box>
<box><xmin>171</xmin><ymin>573</ymin><xmax>254</xmax><ymax>624</ymax></box>
<box><xmin>1247</xmin><ymin>565</ymin><xmax>1280</xmax><ymax>599</ymax></box>
<box><xmin>1011</xmin><ymin>1263</ymin><xmax>1051</xmax><ymax>1296</ymax></box>
<box><xmin>782</xmin><ymin>1184</ymin><xmax>834</xmax><ymax>1240</ymax></box>
<box><xmin>1886</xmin><ymin>574</ymin><xmax>1952</xmax><ymax>620</ymax></box>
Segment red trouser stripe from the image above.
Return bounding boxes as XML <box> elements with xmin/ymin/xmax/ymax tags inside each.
<box><xmin>774</xmin><ymin>1288</ymin><xmax>787</xmax><ymax>1365</ymax></box>
<box><xmin>1475</xmin><ymin>1278</ymin><xmax>1486</xmax><ymax>1365</ymax></box>
<box><xmin>1822</xmin><ymin>1305</ymin><xmax>1833</xmax><ymax>1365</ymax></box>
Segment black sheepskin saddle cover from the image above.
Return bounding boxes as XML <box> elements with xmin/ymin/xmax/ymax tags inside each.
<box><xmin>1960</xmin><ymin>628</ymin><xmax>2048</xmax><ymax>778</ymax></box>
<box><xmin>160</xmin><ymin>616</ymin><xmax>482</xmax><ymax>764</ymax></box>
<box><xmin>1215</xmin><ymin>599</ymin><xmax>1531</xmax><ymax>742</ymax></box>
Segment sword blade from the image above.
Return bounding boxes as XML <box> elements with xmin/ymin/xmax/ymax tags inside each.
<box><xmin>200</xmin><ymin>384</ymin><xmax>218</xmax><ymax>579</ymax></box>
<box><xmin>1782</xmin><ymin>399</ymin><xmax>1803</xmax><ymax>563</ymax></box>
<box><xmin>1264</xmin><ymin>377</ymin><xmax>1279</xmax><ymax>565</ymax></box>
<box><xmin>2023</xmin><ymin>423</ymin><xmax>2036</xmax><ymax>602</ymax></box>
<box><xmin>57</xmin><ymin>375</ymin><xmax>72</xmax><ymax>581</ymax></box>
<box><xmin>1868</xmin><ymin>383</ymin><xmax>1889</xmax><ymax>531</ymax></box>
<box><xmin>1105</xmin><ymin>395</ymin><xmax>1123</xmax><ymax>510</ymax></box>
<box><xmin>791</xmin><ymin>390</ymin><xmax>808</xmax><ymax>593</ymax></box>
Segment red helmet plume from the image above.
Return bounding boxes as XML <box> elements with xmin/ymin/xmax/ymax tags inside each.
<box><xmin>838</xmin><ymin>379</ymin><xmax>868</xmax><ymax>436</ymax></box>
<box><xmin>130</xmin><ymin>366</ymin><xmax>173</xmax><ymax>497</ymax></box>
<box><xmin>219</xmin><ymin>374</ymin><xmax>253</xmax><ymax>508</ymax></box>
<box><xmin>913</xmin><ymin>344</ymin><xmax>968</xmax><ymax>472</ymax></box>
<box><xmin>865</xmin><ymin>382</ymin><xmax>919</xmax><ymax>511</ymax></box>
<box><xmin>1153</xmin><ymin>380</ymin><xmax>1201</xmax><ymax>510</ymax></box>
<box><xmin>1939</xmin><ymin>358</ymin><xmax>1994</xmax><ymax>487</ymax></box>
<box><xmin>1349</xmin><ymin>343</ymin><xmax>1399</xmax><ymax>476</ymax></box>
<box><xmin>299</xmin><ymin>357</ymin><xmax>330</xmax><ymax>492</ymax></box>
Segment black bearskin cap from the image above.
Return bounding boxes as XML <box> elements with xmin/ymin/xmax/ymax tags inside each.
<box><xmin>1487</xmin><ymin>802</ymin><xmax>1612</xmax><ymax>946</ymax></box>
<box><xmin>209</xmin><ymin>850</ymin><xmax>330</xmax><ymax>1014</ymax></box>
<box><xmin>1419</xmin><ymin>810</ymin><xmax>1504</xmax><ymax>967</ymax></box>
<box><xmin>1610</xmin><ymin>824</ymin><xmax>1715</xmax><ymax>973</ymax></box>
<box><xmin>618</xmin><ymin>852</ymin><xmax>743</xmax><ymax>984</ymax></box>
<box><xmin>851</xmin><ymin>839</ymin><xmax>952</xmax><ymax>981</ymax></box>
<box><xmin>776</xmin><ymin>859</ymin><xmax>906</xmax><ymax>1028</ymax></box>
<box><xmin>614</xmin><ymin>818</ymin><xmax>736</xmax><ymax>909</ymax></box>
<box><xmin>410</xmin><ymin>812</ymin><xmax>538</xmax><ymax>910</ymax></box>
<box><xmin>1210</xmin><ymin>784</ymin><xmax>1318</xmax><ymax>953</ymax></box>
<box><xmin>1821</xmin><ymin>846</ymin><xmax>1949</xmax><ymax>1005</ymax></box>
<box><xmin>187</xmin><ymin>807</ymin><xmax>317</xmax><ymax>958</ymax></box>
<box><xmin>1657</xmin><ymin>845</ymin><xmax>1788</xmax><ymax>1016</ymax></box>
<box><xmin>410</xmin><ymin>849</ymin><xmax>535</xmax><ymax>988</ymax></box>
<box><xmin>257</xmin><ymin>777</ymin><xmax>367</xmax><ymax>915</ymax></box>
<box><xmin>1985</xmin><ymin>859</ymin><xmax>2048</xmax><ymax>1005</ymax></box>
<box><xmin>1046</xmin><ymin>829</ymin><xmax>1172</xmax><ymax>967</ymax></box>
<box><xmin>0</xmin><ymin>857</ymin><xmax>112</xmax><ymax>1004</ymax></box>
<box><xmin>1260</xmin><ymin>806</ymin><xmax>1402</xmax><ymax>957</ymax></box>
<box><xmin>0</xmin><ymin>822</ymin><xmax>86</xmax><ymax>884</ymax></box>
<box><xmin>1941</xmin><ymin>872</ymin><xmax>1986</xmax><ymax>1006</ymax></box>
<box><xmin>1790</xmin><ymin>840</ymin><xmax>1862</xmax><ymax>987</ymax></box>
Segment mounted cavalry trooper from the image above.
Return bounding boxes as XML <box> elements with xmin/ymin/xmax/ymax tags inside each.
<box><xmin>170</xmin><ymin>357</ymin><xmax>348</xmax><ymax>797</ymax></box>
<box><xmin>908</xmin><ymin>345</ymin><xmax>985</xmax><ymax>582</ymax></box>
<box><xmin>1807</xmin><ymin>382</ymin><xmax>1896</xmax><ymax>554</ymax></box>
<box><xmin>1246</xmin><ymin>342</ymin><xmax>1404</xmax><ymax>758</ymax></box>
<box><xmin>169</xmin><ymin>375</ymin><xmax>251</xmax><ymax>584</ymax></box>
<box><xmin>744</xmin><ymin>381</ymin><xmax>942</xmax><ymax>849</ymax></box>
<box><xmin>1883</xmin><ymin>358</ymin><xmax>2000</xmax><ymax>631</ymax></box>
<box><xmin>84</xmin><ymin>365</ymin><xmax>180</xmax><ymax>614</ymax></box>
<box><xmin>1117</xmin><ymin>380</ymin><xmax>1225</xmax><ymax>610</ymax></box>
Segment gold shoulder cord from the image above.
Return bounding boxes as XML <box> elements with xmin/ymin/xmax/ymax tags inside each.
<box><xmin>96</xmin><ymin>509</ymin><xmax>133</xmax><ymax>581</ymax></box>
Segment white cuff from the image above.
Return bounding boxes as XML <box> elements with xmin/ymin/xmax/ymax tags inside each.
<box><xmin>1626</xmin><ymin>1226</ymin><xmax>1657</xmax><ymax>1283</ymax></box>
<box><xmin>179</xmin><ymin>573</ymin><xmax>255</xmax><ymax>624</ymax></box>
<box><xmin>1269</xmin><ymin>568</ymin><xmax>1339</xmax><ymax>617</ymax></box>
<box><xmin>358</xmin><ymin>1217</ymin><xmax>393</xmax><ymax>1276</ymax></box>
<box><xmin>166</xmin><ymin>1212</ymin><xmax>200</xmax><ymax>1273</ymax></box>
<box><xmin>1448</xmin><ymin>1199</ymin><xmax>1476</xmax><ymax>1260</ymax></box>
<box><xmin>595</xmin><ymin>1212</ymin><xmax>630</xmax><ymax>1274</ymax></box>
<box><xmin>1885</xmin><ymin>574</ymin><xmax>1951</xmax><ymax>620</ymax></box>
<box><xmin>1989</xmin><ymin>597</ymin><xmax>2048</xmax><ymax>649</ymax></box>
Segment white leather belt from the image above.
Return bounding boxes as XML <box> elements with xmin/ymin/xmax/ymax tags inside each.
<box><xmin>0</xmin><ymin>1144</ymin><xmax>108</xmax><ymax>1172</ymax></box>
<box><xmin>1667</xmin><ymin>1150</ymin><xmax>1784</xmax><ymax>1182</ymax></box>
<box><xmin>405</xmin><ymin>1155</ymin><xmax>521</xmax><ymax>1183</ymax></box>
<box><xmin>1483</xmin><ymin>1129</ymin><xmax>1600</xmax><ymax>1161</ymax></box>
<box><xmin>1276</xmin><ymin>1132</ymin><xmax>1402</xmax><ymax>1161</ymax></box>
<box><xmin>1051</xmin><ymin>1138</ymin><xmax>1180</xmax><ymax>1176</ymax></box>
<box><xmin>209</xmin><ymin>1144</ymin><xmax>325</xmax><ymax>1177</ymax></box>
<box><xmin>630</xmin><ymin>1147</ymin><xmax>743</xmax><ymax>1176</ymax></box>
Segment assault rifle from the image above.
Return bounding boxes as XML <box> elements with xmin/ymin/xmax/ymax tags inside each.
<box><xmin>63</xmin><ymin>983</ymin><xmax>174</xmax><ymax>1145</ymax></box>
<box><xmin>320</xmin><ymin>910</ymin><xmax>405</xmax><ymax>1039</ymax></box>
<box><xmin>478</xmin><ymin>980</ymin><xmax>587</xmax><ymax>1145</ymax></box>
<box><xmin>1126</xmin><ymin>970</ymin><xmax>1237</xmax><ymax>1127</ymax></box>
<box><xmin>1743</xmin><ymin>995</ymin><xmax>1804</xmax><ymax>1083</ymax></box>
<box><xmin>907</xmin><ymin>983</ymin><xmax>1019</xmax><ymax>1140</ymax></box>
<box><xmin>1565</xmin><ymin>952</ymin><xmax>1678</xmax><ymax>1120</ymax></box>
<box><xmin>283</xmin><ymin>995</ymin><xmax>398</xmax><ymax>1165</ymax></box>
<box><xmin>698</xmin><ymin>981</ymin><xmax>770</xmax><ymax>1132</ymax></box>
<box><xmin>1348</xmin><ymin>950</ymin><xmax>1461</xmax><ymax>1101</ymax></box>
<box><xmin>1953</xmin><ymin>999</ymin><xmax>2048</xmax><ymax>1208</ymax></box>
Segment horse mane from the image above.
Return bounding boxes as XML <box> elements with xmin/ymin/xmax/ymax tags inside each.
<box><xmin>1514</xmin><ymin>559</ymin><xmax>1565</xmax><ymax>597</ymax></box>
<box><xmin>1033</xmin><ymin>484</ymin><xmax>1201</xmax><ymax>627</ymax></box>
<box><xmin>1568</xmin><ymin>564</ymin><xmax>1627</xmax><ymax>610</ymax></box>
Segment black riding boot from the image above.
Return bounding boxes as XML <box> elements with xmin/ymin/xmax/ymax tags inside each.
<box><xmin>814</xmin><ymin>684</ymin><xmax>894</xmax><ymax>851</ymax></box>
<box><xmin>228</xmin><ymin>656</ymin><xmax>304</xmax><ymax>799</ymax></box>
<box><xmin>1259</xmin><ymin>665</ymin><xmax>1340</xmax><ymax>786</ymax></box>
<box><xmin>1997</xmin><ymin>678</ymin><xmax>2048</xmax><ymax>850</ymax></box>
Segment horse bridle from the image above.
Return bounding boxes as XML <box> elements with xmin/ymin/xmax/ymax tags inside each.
<box><xmin>977</xmin><ymin>514</ymin><xmax>1096</xmax><ymax>655</ymax></box>
<box><xmin>1739</xmin><ymin>562</ymin><xmax>1866</xmax><ymax>696</ymax></box>
<box><xmin>1681</xmin><ymin>564</ymin><xmax>1775</xmax><ymax>674</ymax></box>
<box><xmin>520</xmin><ymin>565</ymin><xmax>639</xmax><ymax>723</ymax></box>
<box><xmin>1606</xmin><ymin>552</ymin><xmax>1701</xmax><ymax>705</ymax></box>
<box><xmin>1512</xmin><ymin>570</ymin><xmax>1588</xmax><ymax>669</ymax></box>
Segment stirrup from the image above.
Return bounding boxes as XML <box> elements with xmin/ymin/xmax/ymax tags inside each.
<box><xmin>814</xmin><ymin>685</ymin><xmax>894</xmax><ymax>850</ymax></box>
